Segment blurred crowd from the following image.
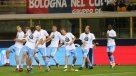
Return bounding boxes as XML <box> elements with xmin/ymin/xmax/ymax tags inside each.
<box><xmin>102</xmin><ymin>0</ymin><xmax>136</xmax><ymax>12</ymax></box>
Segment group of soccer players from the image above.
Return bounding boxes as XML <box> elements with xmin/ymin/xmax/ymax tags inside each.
<box><xmin>3</xmin><ymin>24</ymin><xmax>116</xmax><ymax>72</ymax></box>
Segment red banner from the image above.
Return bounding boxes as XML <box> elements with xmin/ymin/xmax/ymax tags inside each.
<box><xmin>94</xmin><ymin>46</ymin><xmax>136</xmax><ymax>65</ymax></box>
<box><xmin>26</xmin><ymin>0</ymin><xmax>112</xmax><ymax>14</ymax></box>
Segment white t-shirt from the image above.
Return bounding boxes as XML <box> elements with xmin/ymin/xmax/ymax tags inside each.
<box><xmin>107</xmin><ymin>29</ymin><xmax>116</xmax><ymax>46</ymax></box>
<box><xmin>79</xmin><ymin>33</ymin><xmax>95</xmax><ymax>49</ymax></box>
<box><xmin>14</xmin><ymin>31</ymin><xmax>24</xmax><ymax>48</ymax></box>
<box><xmin>49</xmin><ymin>31</ymin><xmax>61</xmax><ymax>47</ymax></box>
<box><xmin>60</xmin><ymin>32</ymin><xmax>75</xmax><ymax>50</ymax></box>
<box><xmin>25</xmin><ymin>31</ymin><xmax>40</xmax><ymax>49</ymax></box>
<box><xmin>25</xmin><ymin>30</ymin><xmax>31</xmax><ymax>37</ymax></box>
<box><xmin>37</xmin><ymin>29</ymin><xmax>49</xmax><ymax>48</ymax></box>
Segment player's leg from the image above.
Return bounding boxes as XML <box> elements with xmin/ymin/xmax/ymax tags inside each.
<box><xmin>34</xmin><ymin>49</ymin><xmax>40</xmax><ymax>65</ymax></box>
<box><xmin>15</xmin><ymin>47</ymin><xmax>21</xmax><ymax>71</ymax></box>
<box><xmin>26</xmin><ymin>48</ymin><xmax>33</xmax><ymax>72</ymax></box>
<box><xmin>107</xmin><ymin>46</ymin><xmax>116</xmax><ymax>68</ymax></box>
<box><xmin>79</xmin><ymin>49</ymin><xmax>88</xmax><ymax>70</ymax></box>
<box><xmin>19</xmin><ymin>46</ymin><xmax>29</xmax><ymax>72</ymax></box>
<box><xmin>34</xmin><ymin>49</ymin><xmax>42</xmax><ymax>70</ymax></box>
<box><xmin>71</xmin><ymin>49</ymin><xmax>77</xmax><ymax>67</ymax></box>
<box><xmin>88</xmin><ymin>48</ymin><xmax>93</xmax><ymax>69</ymax></box>
<box><xmin>44</xmin><ymin>48</ymin><xmax>51</xmax><ymax>72</ymax></box>
<box><xmin>50</xmin><ymin>47</ymin><xmax>59</xmax><ymax>68</ymax></box>
<box><xmin>4</xmin><ymin>45</ymin><xmax>14</xmax><ymax>66</ymax></box>
<box><xmin>19</xmin><ymin>50</ymin><xmax>27</xmax><ymax>72</ymax></box>
<box><xmin>64</xmin><ymin>49</ymin><xmax>70</xmax><ymax>70</ymax></box>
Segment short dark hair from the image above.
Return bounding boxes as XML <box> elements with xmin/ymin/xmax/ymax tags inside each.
<box><xmin>85</xmin><ymin>25</ymin><xmax>91</xmax><ymax>31</ymax></box>
<box><xmin>36</xmin><ymin>24</ymin><xmax>41</xmax><ymax>27</ymax></box>
<box><xmin>52</xmin><ymin>25</ymin><xmax>57</xmax><ymax>28</ymax></box>
<box><xmin>25</xmin><ymin>27</ymin><xmax>30</xmax><ymax>29</ymax></box>
<box><xmin>60</xmin><ymin>27</ymin><xmax>67</xmax><ymax>31</ymax></box>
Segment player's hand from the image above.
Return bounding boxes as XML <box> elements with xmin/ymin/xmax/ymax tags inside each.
<box><xmin>14</xmin><ymin>38</ymin><xmax>19</xmax><ymax>41</ymax></box>
<box><xmin>69</xmin><ymin>41</ymin><xmax>73</xmax><ymax>46</ymax></box>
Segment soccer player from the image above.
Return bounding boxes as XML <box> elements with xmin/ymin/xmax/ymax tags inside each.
<box><xmin>79</xmin><ymin>25</ymin><xmax>95</xmax><ymax>70</ymax></box>
<box><xmin>107</xmin><ymin>25</ymin><xmax>116</xmax><ymax>68</ymax></box>
<box><xmin>59</xmin><ymin>28</ymin><xmax>77</xmax><ymax>71</ymax></box>
<box><xmin>4</xmin><ymin>25</ymin><xmax>24</xmax><ymax>71</ymax></box>
<box><xmin>47</xmin><ymin>25</ymin><xmax>61</xmax><ymax>68</ymax></box>
<box><xmin>34</xmin><ymin>24</ymin><xmax>50</xmax><ymax>71</ymax></box>
<box><xmin>20</xmin><ymin>26</ymin><xmax>40</xmax><ymax>72</ymax></box>
<box><xmin>19</xmin><ymin>27</ymin><xmax>32</xmax><ymax>72</ymax></box>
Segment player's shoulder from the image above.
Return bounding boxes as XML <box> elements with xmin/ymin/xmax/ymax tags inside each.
<box><xmin>41</xmin><ymin>29</ymin><xmax>47</xmax><ymax>32</ymax></box>
<box><xmin>18</xmin><ymin>31</ymin><xmax>24</xmax><ymax>35</ymax></box>
<box><xmin>67</xmin><ymin>32</ymin><xmax>74</xmax><ymax>36</ymax></box>
<box><xmin>89</xmin><ymin>33</ymin><xmax>95</xmax><ymax>36</ymax></box>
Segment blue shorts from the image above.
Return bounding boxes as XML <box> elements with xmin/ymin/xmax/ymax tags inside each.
<box><xmin>7</xmin><ymin>45</ymin><xmax>21</xmax><ymax>56</ymax></box>
<box><xmin>65</xmin><ymin>49</ymin><xmax>77</xmax><ymax>57</ymax></box>
<box><xmin>47</xmin><ymin>47</ymin><xmax>57</xmax><ymax>57</ymax></box>
<box><xmin>35</xmin><ymin>47</ymin><xmax>46</xmax><ymax>56</ymax></box>
<box><xmin>22</xmin><ymin>46</ymin><xmax>34</xmax><ymax>58</ymax></box>
<box><xmin>107</xmin><ymin>46</ymin><xmax>115</xmax><ymax>53</ymax></box>
<box><xmin>82</xmin><ymin>49</ymin><xmax>89</xmax><ymax>58</ymax></box>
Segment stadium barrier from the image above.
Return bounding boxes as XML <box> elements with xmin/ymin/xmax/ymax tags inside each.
<box><xmin>0</xmin><ymin>39</ymin><xmax>136</xmax><ymax>66</ymax></box>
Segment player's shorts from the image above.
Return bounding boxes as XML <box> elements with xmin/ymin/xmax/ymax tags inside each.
<box><xmin>35</xmin><ymin>47</ymin><xmax>46</xmax><ymax>56</ymax></box>
<box><xmin>22</xmin><ymin>46</ymin><xmax>34</xmax><ymax>59</ymax></box>
<box><xmin>107</xmin><ymin>46</ymin><xmax>115</xmax><ymax>53</ymax></box>
<box><xmin>7</xmin><ymin>45</ymin><xmax>21</xmax><ymax>56</ymax></box>
<box><xmin>82</xmin><ymin>49</ymin><xmax>89</xmax><ymax>58</ymax></box>
<box><xmin>47</xmin><ymin>47</ymin><xmax>57</xmax><ymax>57</ymax></box>
<box><xmin>65</xmin><ymin>49</ymin><xmax>77</xmax><ymax>57</ymax></box>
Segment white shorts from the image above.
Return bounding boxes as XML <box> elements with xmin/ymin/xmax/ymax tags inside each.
<box><xmin>82</xmin><ymin>49</ymin><xmax>89</xmax><ymax>58</ymax></box>
<box><xmin>7</xmin><ymin>45</ymin><xmax>21</xmax><ymax>56</ymax></box>
<box><xmin>65</xmin><ymin>49</ymin><xmax>77</xmax><ymax>57</ymax></box>
<box><xmin>22</xmin><ymin>46</ymin><xmax>34</xmax><ymax>59</ymax></box>
<box><xmin>107</xmin><ymin>46</ymin><xmax>115</xmax><ymax>53</ymax></box>
<box><xmin>47</xmin><ymin>47</ymin><xmax>57</xmax><ymax>57</ymax></box>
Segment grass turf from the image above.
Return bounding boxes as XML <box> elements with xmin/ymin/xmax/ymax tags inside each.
<box><xmin>0</xmin><ymin>65</ymin><xmax>136</xmax><ymax>76</ymax></box>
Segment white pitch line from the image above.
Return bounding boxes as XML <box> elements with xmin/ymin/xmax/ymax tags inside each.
<box><xmin>82</xmin><ymin>72</ymin><xmax>136</xmax><ymax>76</ymax></box>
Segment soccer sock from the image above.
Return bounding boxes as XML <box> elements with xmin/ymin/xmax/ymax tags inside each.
<box><xmin>108</xmin><ymin>52</ymin><xmax>112</xmax><ymax>65</ymax></box>
<box><xmin>45</xmin><ymin>57</ymin><xmax>50</xmax><ymax>67</ymax></box>
<box><xmin>27</xmin><ymin>66</ymin><xmax>29</xmax><ymax>69</ymax></box>
<box><xmin>16</xmin><ymin>65</ymin><xmax>19</xmax><ymax>68</ymax></box>
<box><xmin>6</xmin><ymin>58</ymin><xmax>9</xmax><ymax>63</ymax></box>
<box><xmin>110</xmin><ymin>55</ymin><xmax>115</xmax><ymax>64</ymax></box>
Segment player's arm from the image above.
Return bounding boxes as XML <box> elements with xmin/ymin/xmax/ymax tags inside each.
<box><xmin>42</xmin><ymin>35</ymin><xmax>51</xmax><ymax>44</ymax></box>
<box><xmin>69</xmin><ymin>33</ymin><xmax>76</xmax><ymax>45</ymax></box>
<box><xmin>107</xmin><ymin>32</ymin><xmax>117</xmax><ymax>39</ymax></box>
<box><xmin>107</xmin><ymin>35</ymin><xmax>116</xmax><ymax>39</ymax></box>
<box><xmin>35</xmin><ymin>38</ymin><xmax>43</xmax><ymax>48</ymax></box>
<box><xmin>70</xmin><ymin>37</ymin><xmax>76</xmax><ymax>45</ymax></box>
<box><xmin>14</xmin><ymin>36</ymin><xmax>25</xmax><ymax>43</ymax></box>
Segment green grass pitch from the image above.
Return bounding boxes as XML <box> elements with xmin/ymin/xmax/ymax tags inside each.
<box><xmin>0</xmin><ymin>65</ymin><xmax>136</xmax><ymax>76</ymax></box>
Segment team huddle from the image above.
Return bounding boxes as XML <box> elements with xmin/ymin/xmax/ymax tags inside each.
<box><xmin>3</xmin><ymin>24</ymin><xmax>117</xmax><ymax>72</ymax></box>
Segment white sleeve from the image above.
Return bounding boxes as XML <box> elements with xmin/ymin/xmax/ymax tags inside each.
<box><xmin>113</xmin><ymin>31</ymin><xmax>117</xmax><ymax>37</ymax></box>
<box><xmin>44</xmin><ymin>30</ymin><xmax>49</xmax><ymax>36</ymax></box>
<box><xmin>92</xmin><ymin>34</ymin><xmax>95</xmax><ymax>40</ymax></box>
<box><xmin>50</xmin><ymin>33</ymin><xmax>53</xmax><ymax>38</ymax></box>
<box><xmin>70</xmin><ymin>33</ymin><xmax>75</xmax><ymax>39</ymax></box>
<box><xmin>58</xmin><ymin>32</ymin><xmax>62</xmax><ymax>40</ymax></box>
<box><xmin>79</xmin><ymin>33</ymin><xmax>83</xmax><ymax>40</ymax></box>
<box><xmin>60</xmin><ymin>36</ymin><xmax>64</xmax><ymax>44</ymax></box>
